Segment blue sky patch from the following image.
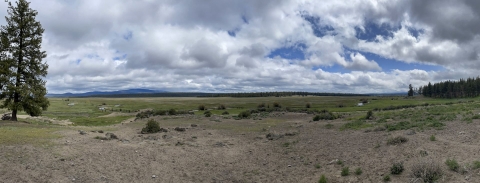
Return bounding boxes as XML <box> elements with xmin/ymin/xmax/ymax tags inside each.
<box><xmin>123</xmin><ymin>31</ymin><xmax>133</xmax><ymax>40</ymax></box>
<box><xmin>407</xmin><ymin>27</ymin><xmax>424</xmax><ymax>39</ymax></box>
<box><xmin>268</xmin><ymin>43</ymin><xmax>306</xmax><ymax>60</ymax></box>
<box><xmin>303</xmin><ymin>15</ymin><xmax>335</xmax><ymax>37</ymax></box>
<box><xmin>355</xmin><ymin>22</ymin><xmax>400</xmax><ymax>41</ymax></box>
<box><xmin>113</xmin><ymin>54</ymin><xmax>127</xmax><ymax>61</ymax></box>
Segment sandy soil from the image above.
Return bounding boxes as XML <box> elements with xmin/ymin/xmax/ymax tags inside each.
<box><xmin>1</xmin><ymin>113</ymin><xmax>480</xmax><ymax>182</ymax></box>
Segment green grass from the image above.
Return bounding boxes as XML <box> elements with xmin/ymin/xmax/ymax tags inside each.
<box><xmin>0</xmin><ymin>122</ymin><xmax>60</xmax><ymax>146</ymax></box>
<box><xmin>341</xmin><ymin>167</ymin><xmax>349</xmax><ymax>176</ymax></box>
<box><xmin>445</xmin><ymin>158</ymin><xmax>459</xmax><ymax>172</ymax></box>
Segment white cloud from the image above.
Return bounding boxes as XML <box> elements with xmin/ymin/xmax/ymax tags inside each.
<box><xmin>0</xmin><ymin>0</ymin><xmax>479</xmax><ymax>93</ymax></box>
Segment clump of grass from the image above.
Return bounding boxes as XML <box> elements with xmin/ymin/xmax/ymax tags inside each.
<box><xmin>429</xmin><ymin>134</ymin><xmax>436</xmax><ymax>141</ymax></box>
<box><xmin>411</xmin><ymin>159</ymin><xmax>443</xmax><ymax>183</ymax></box>
<box><xmin>222</xmin><ymin>111</ymin><xmax>229</xmax><ymax>115</ymax></box>
<box><xmin>383</xmin><ymin>175</ymin><xmax>390</xmax><ymax>182</ymax></box>
<box><xmin>318</xmin><ymin>174</ymin><xmax>327</xmax><ymax>183</ymax></box>
<box><xmin>354</xmin><ymin>167</ymin><xmax>362</xmax><ymax>175</ymax></box>
<box><xmin>314</xmin><ymin>164</ymin><xmax>321</xmax><ymax>169</ymax></box>
<box><xmin>387</xmin><ymin>136</ymin><xmax>408</xmax><ymax>145</ymax></box>
<box><xmin>341</xmin><ymin>167</ymin><xmax>349</xmax><ymax>176</ymax></box>
<box><xmin>472</xmin><ymin>161</ymin><xmax>480</xmax><ymax>169</ymax></box>
<box><xmin>390</xmin><ymin>162</ymin><xmax>404</xmax><ymax>175</ymax></box>
<box><xmin>336</xmin><ymin>159</ymin><xmax>344</xmax><ymax>166</ymax></box>
<box><xmin>325</xmin><ymin>124</ymin><xmax>334</xmax><ymax>129</ymax></box>
<box><xmin>141</xmin><ymin>119</ymin><xmax>161</xmax><ymax>134</ymax></box>
<box><xmin>445</xmin><ymin>158</ymin><xmax>459</xmax><ymax>172</ymax></box>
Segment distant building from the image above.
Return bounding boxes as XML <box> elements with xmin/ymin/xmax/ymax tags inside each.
<box><xmin>357</xmin><ymin>103</ymin><xmax>364</xmax><ymax>106</ymax></box>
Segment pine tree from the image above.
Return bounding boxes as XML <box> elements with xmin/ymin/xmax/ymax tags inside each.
<box><xmin>408</xmin><ymin>84</ymin><xmax>414</xmax><ymax>97</ymax></box>
<box><xmin>0</xmin><ymin>0</ymin><xmax>49</xmax><ymax>121</ymax></box>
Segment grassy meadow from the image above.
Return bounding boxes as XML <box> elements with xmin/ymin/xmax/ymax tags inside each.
<box><xmin>14</xmin><ymin>95</ymin><xmax>477</xmax><ymax>127</ymax></box>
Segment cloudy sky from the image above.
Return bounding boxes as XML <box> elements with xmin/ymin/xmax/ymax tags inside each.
<box><xmin>1</xmin><ymin>0</ymin><xmax>480</xmax><ymax>94</ymax></box>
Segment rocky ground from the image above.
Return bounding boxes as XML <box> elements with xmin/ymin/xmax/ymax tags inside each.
<box><xmin>1</xmin><ymin>112</ymin><xmax>480</xmax><ymax>182</ymax></box>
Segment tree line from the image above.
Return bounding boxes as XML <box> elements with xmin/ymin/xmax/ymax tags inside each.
<box><xmin>419</xmin><ymin>77</ymin><xmax>480</xmax><ymax>98</ymax></box>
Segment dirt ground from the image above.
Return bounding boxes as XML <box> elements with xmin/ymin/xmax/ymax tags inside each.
<box><xmin>1</xmin><ymin>112</ymin><xmax>479</xmax><ymax>183</ymax></box>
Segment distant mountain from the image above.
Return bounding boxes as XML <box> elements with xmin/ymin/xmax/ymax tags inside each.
<box><xmin>47</xmin><ymin>89</ymin><xmax>166</xmax><ymax>97</ymax></box>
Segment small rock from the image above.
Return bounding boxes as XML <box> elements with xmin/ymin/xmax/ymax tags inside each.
<box><xmin>405</xmin><ymin>130</ymin><xmax>416</xmax><ymax>135</ymax></box>
<box><xmin>98</xmin><ymin>130</ymin><xmax>104</xmax><ymax>133</ymax></box>
<box><xmin>288</xmin><ymin>165</ymin><xmax>291</xmax><ymax>167</ymax></box>
<box><xmin>152</xmin><ymin>175</ymin><xmax>156</xmax><ymax>178</ymax></box>
<box><xmin>106</xmin><ymin>133</ymin><xmax>118</xmax><ymax>139</ymax></box>
<box><xmin>174</xmin><ymin>127</ymin><xmax>186</xmax><ymax>132</ymax></box>
<box><xmin>78</xmin><ymin>130</ymin><xmax>87</xmax><ymax>135</ymax></box>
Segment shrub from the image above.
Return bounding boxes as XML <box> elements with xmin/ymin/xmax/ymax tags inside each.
<box><xmin>390</xmin><ymin>162</ymin><xmax>404</xmax><ymax>175</ymax></box>
<box><xmin>341</xmin><ymin>167</ymin><xmax>349</xmax><ymax>176</ymax></box>
<box><xmin>429</xmin><ymin>135</ymin><xmax>436</xmax><ymax>141</ymax></box>
<box><xmin>154</xmin><ymin>110</ymin><xmax>167</xmax><ymax>116</ymax></box>
<box><xmin>355</xmin><ymin>167</ymin><xmax>362</xmax><ymax>175</ymax></box>
<box><xmin>387</xmin><ymin>136</ymin><xmax>408</xmax><ymax>145</ymax></box>
<box><xmin>141</xmin><ymin>120</ymin><xmax>161</xmax><ymax>134</ymax></box>
<box><xmin>472</xmin><ymin>161</ymin><xmax>480</xmax><ymax>169</ymax></box>
<box><xmin>198</xmin><ymin>105</ymin><xmax>206</xmax><ymax>111</ymax></box>
<box><xmin>445</xmin><ymin>158</ymin><xmax>459</xmax><ymax>172</ymax></box>
<box><xmin>315</xmin><ymin>164</ymin><xmax>321</xmax><ymax>169</ymax></box>
<box><xmin>168</xmin><ymin>109</ymin><xmax>177</xmax><ymax>115</ymax></box>
<box><xmin>411</xmin><ymin>159</ymin><xmax>442</xmax><ymax>183</ymax></box>
<box><xmin>306</xmin><ymin>103</ymin><xmax>311</xmax><ymax>108</ymax></box>
<box><xmin>337</xmin><ymin>103</ymin><xmax>345</xmax><ymax>108</ymax></box>
<box><xmin>313</xmin><ymin>110</ymin><xmax>337</xmax><ymax>121</ymax></box>
<box><xmin>313</xmin><ymin>115</ymin><xmax>321</xmax><ymax>121</ymax></box>
<box><xmin>238</xmin><ymin>110</ymin><xmax>251</xmax><ymax>118</ymax></box>
<box><xmin>222</xmin><ymin>111</ymin><xmax>229</xmax><ymax>115</ymax></box>
<box><xmin>366</xmin><ymin>110</ymin><xmax>374</xmax><ymax>120</ymax></box>
<box><xmin>218</xmin><ymin>104</ymin><xmax>226</xmax><ymax>110</ymax></box>
<box><xmin>204</xmin><ymin>111</ymin><xmax>212</xmax><ymax>117</ymax></box>
<box><xmin>257</xmin><ymin>103</ymin><xmax>266</xmax><ymax>109</ymax></box>
<box><xmin>273</xmin><ymin>102</ymin><xmax>281</xmax><ymax>108</ymax></box>
<box><xmin>318</xmin><ymin>175</ymin><xmax>327</xmax><ymax>183</ymax></box>
<box><xmin>383</xmin><ymin>175</ymin><xmax>390</xmax><ymax>182</ymax></box>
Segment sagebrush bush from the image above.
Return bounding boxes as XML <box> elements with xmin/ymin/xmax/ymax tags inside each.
<box><xmin>273</xmin><ymin>102</ymin><xmax>281</xmax><ymax>108</ymax></box>
<box><xmin>218</xmin><ymin>104</ymin><xmax>226</xmax><ymax>110</ymax></box>
<box><xmin>257</xmin><ymin>103</ymin><xmax>266</xmax><ymax>109</ymax></box>
<box><xmin>141</xmin><ymin>120</ymin><xmax>161</xmax><ymax>134</ymax></box>
<box><xmin>204</xmin><ymin>111</ymin><xmax>212</xmax><ymax>117</ymax></box>
<box><xmin>383</xmin><ymin>175</ymin><xmax>390</xmax><ymax>182</ymax></box>
<box><xmin>198</xmin><ymin>105</ymin><xmax>206</xmax><ymax>111</ymax></box>
<box><xmin>313</xmin><ymin>110</ymin><xmax>337</xmax><ymax>121</ymax></box>
<box><xmin>306</xmin><ymin>103</ymin><xmax>311</xmax><ymax>108</ymax></box>
<box><xmin>411</xmin><ymin>159</ymin><xmax>442</xmax><ymax>183</ymax></box>
<box><xmin>222</xmin><ymin>111</ymin><xmax>229</xmax><ymax>115</ymax></box>
<box><xmin>473</xmin><ymin>160</ymin><xmax>480</xmax><ymax>169</ymax></box>
<box><xmin>355</xmin><ymin>167</ymin><xmax>362</xmax><ymax>175</ymax></box>
<box><xmin>168</xmin><ymin>109</ymin><xmax>177</xmax><ymax>115</ymax></box>
<box><xmin>387</xmin><ymin>136</ymin><xmax>408</xmax><ymax>145</ymax></box>
<box><xmin>366</xmin><ymin>110</ymin><xmax>374</xmax><ymax>119</ymax></box>
<box><xmin>238</xmin><ymin>110</ymin><xmax>251</xmax><ymax>118</ymax></box>
<box><xmin>391</xmin><ymin>162</ymin><xmax>404</xmax><ymax>175</ymax></box>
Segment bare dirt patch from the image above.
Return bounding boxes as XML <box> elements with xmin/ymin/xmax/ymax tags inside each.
<box><xmin>0</xmin><ymin>112</ymin><xmax>479</xmax><ymax>182</ymax></box>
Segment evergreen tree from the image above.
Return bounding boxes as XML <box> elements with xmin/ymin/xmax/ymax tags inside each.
<box><xmin>408</xmin><ymin>84</ymin><xmax>414</xmax><ymax>96</ymax></box>
<box><xmin>0</xmin><ymin>0</ymin><xmax>49</xmax><ymax>121</ymax></box>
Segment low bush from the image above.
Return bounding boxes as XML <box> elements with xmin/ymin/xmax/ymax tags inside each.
<box><xmin>387</xmin><ymin>136</ymin><xmax>408</xmax><ymax>145</ymax></box>
<box><xmin>318</xmin><ymin>175</ymin><xmax>327</xmax><ymax>183</ymax></box>
<box><xmin>355</xmin><ymin>167</ymin><xmax>362</xmax><ymax>175</ymax></box>
<box><xmin>366</xmin><ymin>110</ymin><xmax>374</xmax><ymax>120</ymax></box>
<box><xmin>273</xmin><ymin>102</ymin><xmax>281</xmax><ymax>108</ymax></box>
<box><xmin>222</xmin><ymin>111</ymin><xmax>229</xmax><ymax>115</ymax></box>
<box><xmin>141</xmin><ymin>120</ymin><xmax>161</xmax><ymax>134</ymax></box>
<box><xmin>218</xmin><ymin>104</ymin><xmax>226</xmax><ymax>110</ymax></box>
<box><xmin>168</xmin><ymin>109</ymin><xmax>177</xmax><ymax>115</ymax></box>
<box><xmin>445</xmin><ymin>158</ymin><xmax>459</xmax><ymax>172</ymax></box>
<box><xmin>306</xmin><ymin>103</ymin><xmax>311</xmax><ymax>108</ymax></box>
<box><xmin>204</xmin><ymin>111</ymin><xmax>212</xmax><ymax>117</ymax></box>
<box><xmin>341</xmin><ymin>167</ymin><xmax>349</xmax><ymax>176</ymax></box>
<box><xmin>238</xmin><ymin>110</ymin><xmax>251</xmax><ymax>118</ymax></box>
<box><xmin>198</xmin><ymin>105</ymin><xmax>206</xmax><ymax>111</ymax></box>
<box><xmin>313</xmin><ymin>110</ymin><xmax>337</xmax><ymax>121</ymax></box>
<box><xmin>411</xmin><ymin>159</ymin><xmax>442</xmax><ymax>183</ymax></box>
<box><xmin>429</xmin><ymin>135</ymin><xmax>436</xmax><ymax>141</ymax></box>
<box><xmin>257</xmin><ymin>103</ymin><xmax>266</xmax><ymax>109</ymax></box>
<box><xmin>472</xmin><ymin>161</ymin><xmax>480</xmax><ymax>169</ymax></box>
<box><xmin>390</xmin><ymin>162</ymin><xmax>404</xmax><ymax>175</ymax></box>
<box><xmin>383</xmin><ymin>175</ymin><xmax>390</xmax><ymax>182</ymax></box>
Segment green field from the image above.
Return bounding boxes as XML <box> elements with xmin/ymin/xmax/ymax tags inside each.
<box><xmin>19</xmin><ymin>96</ymin><xmax>477</xmax><ymax>126</ymax></box>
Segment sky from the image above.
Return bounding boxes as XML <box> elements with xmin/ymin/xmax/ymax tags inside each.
<box><xmin>1</xmin><ymin>0</ymin><xmax>480</xmax><ymax>94</ymax></box>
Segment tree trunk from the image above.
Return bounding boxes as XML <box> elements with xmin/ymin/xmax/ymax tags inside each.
<box><xmin>11</xmin><ymin>109</ymin><xmax>17</xmax><ymax>121</ymax></box>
